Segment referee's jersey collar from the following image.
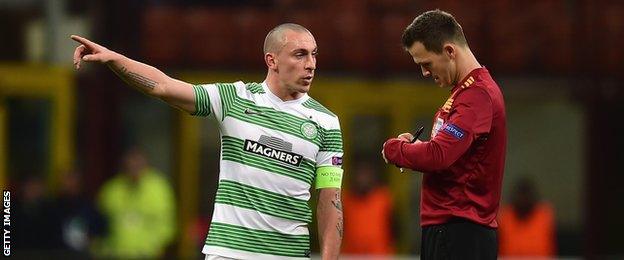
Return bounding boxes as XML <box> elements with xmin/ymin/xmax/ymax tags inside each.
<box><xmin>451</xmin><ymin>67</ymin><xmax>488</xmax><ymax>93</ymax></box>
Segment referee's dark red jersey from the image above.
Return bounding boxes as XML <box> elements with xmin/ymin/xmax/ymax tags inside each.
<box><xmin>383</xmin><ymin>67</ymin><xmax>506</xmax><ymax>228</ymax></box>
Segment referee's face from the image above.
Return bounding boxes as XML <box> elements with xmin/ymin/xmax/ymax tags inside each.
<box><xmin>275</xmin><ymin>30</ymin><xmax>318</xmax><ymax>95</ymax></box>
<box><xmin>407</xmin><ymin>42</ymin><xmax>456</xmax><ymax>88</ymax></box>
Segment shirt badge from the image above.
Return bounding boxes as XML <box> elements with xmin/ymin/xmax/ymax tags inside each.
<box><xmin>442</xmin><ymin>123</ymin><xmax>466</xmax><ymax>140</ymax></box>
<box><xmin>300</xmin><ymin>121</ymin><xmax>318</xmax><ymax>140</ymax></box>
<box><xmin>332</xmin><ymin>156</ymin><xmax>343</xmax><ymax>166</ymax></box>
<box><xmin>432</xmin><ymin>118</ymin><xmax>444</xmax><ymax>138</ymax></box>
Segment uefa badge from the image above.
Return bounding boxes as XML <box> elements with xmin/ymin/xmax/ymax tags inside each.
<box><xmin>300</xmin><ymin>122</ymin><xmax>318</xmax><ymax>140</ymax></box>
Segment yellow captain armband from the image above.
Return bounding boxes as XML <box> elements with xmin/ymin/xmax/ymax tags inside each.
<box><xmin>315</xmin><ymin>166</ymin><xmax>344</xmax><ymax>189</ymax></box>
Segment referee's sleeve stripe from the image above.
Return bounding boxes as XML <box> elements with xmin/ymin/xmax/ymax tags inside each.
<box><xmin>191</xmin><ymin>85</ymin><xmax>211</xmax><ymax>117</ymax></box>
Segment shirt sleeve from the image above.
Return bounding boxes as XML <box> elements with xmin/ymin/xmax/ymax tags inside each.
<box><xmin>316</xmin><ymin>118</ymin><xmax>344</xmax><ymax>168</ymax></box>
<box><xmin>191</xmin><ymin>81</ymin><xmax>245</xmax><ymax>121</ymax></box>
<box><xmin>314</xmin><ymin>117</ymin><xmax>344</xmax><ymax>189</ymax></box>
<box><xmin>189</xmin><ymin>83</ymin><xmax>224</xmax><ymax>121</ymax></box>
<box><xmin>383</xmin><ymin>87</ymin><xmax>493</xmax><ymax>172</ymax></box>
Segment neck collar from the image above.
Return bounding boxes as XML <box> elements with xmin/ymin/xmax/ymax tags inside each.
<box><xmin>262</xmin><ymin>81</ymin><xmax>309</xmax><ymax>105</ymax></box>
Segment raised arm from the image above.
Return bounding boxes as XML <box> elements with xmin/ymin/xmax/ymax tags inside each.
<box><xmin>317</xmin><ymin>187</ymin><xmax>343</xmax><ymax>260</ymax></box>
<box><xmin>71</xmin><ymin>35</ymin><xmax>196</xmax><ymax>113</ymax></box>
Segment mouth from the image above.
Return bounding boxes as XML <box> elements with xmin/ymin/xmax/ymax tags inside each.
<box><xmin>301</xmin><ymin>75</ymin><xmax>313</xmax><ymax>84</ymax></box>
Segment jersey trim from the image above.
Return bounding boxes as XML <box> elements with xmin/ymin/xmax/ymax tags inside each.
<box><xmin>192</xmin><ymin>85</ymin><xmax>211</xmax><ymax>116</ymax></box>
<box><xmin>302</xmin><ymin>98</ymin><xmax>336</xmax><ymax>117</ymax></box>
<box><xmin>246</xmin><ymin>82</ymin><xmax>266</xmax><ymax>94</ymax></box>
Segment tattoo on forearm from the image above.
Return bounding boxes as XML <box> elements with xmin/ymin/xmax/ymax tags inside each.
<box><xmin>118</xmin><ymin>66</ymin><xmax>157</xmax><ymax>89</ymax></box>
<box><xmin>336</xmin><ymin>216</ymin><xmax>344</xmax><ymax>238</ymax></box>
<box><xmin>331</xmin><ymin>191</ymin><xmax>343</xmax><ymax>212</ymax></box>
<box><xmin>332</xmin><ymin>190</ymin><xmax>344</xmax><ymax>239</ymax></box>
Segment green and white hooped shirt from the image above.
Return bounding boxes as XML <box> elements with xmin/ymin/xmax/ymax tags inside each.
<box><xmin>193</xmin><ymin>81</ymin><xmax>344</xmax><ymax>260</ymax></box>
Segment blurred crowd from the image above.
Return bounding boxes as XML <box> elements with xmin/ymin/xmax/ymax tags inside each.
<box><xmin>11</xmin><ymin>147</ymin><xmax>176</xmax><ymax>259</ymax></box>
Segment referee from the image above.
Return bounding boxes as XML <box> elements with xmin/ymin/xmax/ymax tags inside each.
<box><xmin>382</xmin><ymin>10</ymin><xmax>507</xmax><ymax>260</ymax></box>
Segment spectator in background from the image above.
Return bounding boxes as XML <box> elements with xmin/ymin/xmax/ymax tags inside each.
<box><xmin>55</xmin><ymin>168</ymin><xmax>107</xmax><ymax>258</ymax></box>
<box><xmin>342</xmin><ymin>160</ymin><xmax>395</xmax><ymax>256</ymax></box>
<box><xmin>95</xmin><ymin>147</ymin><xmax>176</xmax><ymax>258</ymax></box>
<box><xmin>13</xmin><ymin>175</ymin><xmax>64</xmax><ymax>252</ymax></box>
<box><xmin>498</xmin><ymin>177</ymin><xmax>556</xmax><ymax>257</ymax></box>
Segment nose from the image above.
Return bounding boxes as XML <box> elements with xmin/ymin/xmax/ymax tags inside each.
<box><xmin>305</xmin><ymin>54</ymin><xmax>316</xmax><ymax>71</ymax></box>
<box><xmin>421</xmin><ymin>66</ymin><xmax>431</xmax><ymax>77</ymax></box>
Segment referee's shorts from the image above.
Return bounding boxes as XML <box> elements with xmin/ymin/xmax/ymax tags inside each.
<box><xmin>421</xmin><ymin>217</ymin><xmax>497</xmax><ymax>260</ymax></box>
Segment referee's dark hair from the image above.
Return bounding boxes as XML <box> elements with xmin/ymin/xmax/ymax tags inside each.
<box><xmin>401</xmin><ymin>10</ymin><xmax>468</xmax><ymax>53</ymax></box>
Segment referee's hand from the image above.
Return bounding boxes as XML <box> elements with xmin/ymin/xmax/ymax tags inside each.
<box><xmin>397</xmin><ymin>132</ymin><xmax>413</xmax><ymax>142</ymax></box>
<box><xmin>381</xmin><ymin>132</ymin><xmax>417</xmax><ymax>164</ymax></box>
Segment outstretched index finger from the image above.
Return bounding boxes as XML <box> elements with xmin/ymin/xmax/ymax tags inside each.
<box><xmin>70</xmin><ymin>35</ymin><xmax>99</xmax><ymax>50</ymax></box>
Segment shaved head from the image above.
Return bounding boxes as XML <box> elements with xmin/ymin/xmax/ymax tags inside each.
<box><xmin>262</xmin><ymin>23</ymin><xmax>317</xmax><ymax>101</ymax></box>
<box><xmin>263</xmin><ymin>23</ymin><xmax>312</xmax><ymax>54</ymax></box>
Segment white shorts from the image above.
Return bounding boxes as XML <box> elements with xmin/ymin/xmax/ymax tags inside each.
<box><xmin>205</xmin><ymin>254</ymin><xmax>239</xmax><ymax>260</ymax></box>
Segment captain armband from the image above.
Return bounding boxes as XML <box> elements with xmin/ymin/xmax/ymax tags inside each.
<box><xmin>315</xmin><ymin>166</ymin><xmax>344</xmax><ymax>189</ymax></box>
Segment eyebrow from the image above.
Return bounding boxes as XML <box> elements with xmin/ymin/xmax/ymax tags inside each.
<box><xmin>416</xmin><ymin>60</ymin><xmax>430</xmax><ymax>66</ymax></box>
<box><xmin>292</xmin><ymin>48</ymin><xmax>318</xmax><ymax>54</ymax></box>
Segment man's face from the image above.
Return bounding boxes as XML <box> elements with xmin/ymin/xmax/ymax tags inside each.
<box><xmin>407</xmin><ymin>42</ymin><xmax>456</xmax><ymax>88</ymax></box>
<box><xmin>123</xmin><ymin>150</ymin><xmax>147</xmax><ymax>181</ymax></box>
<box><xmin>273</xmin><ymin>30</ymin><xmax>317</xmax><ymax>94</ymax></box>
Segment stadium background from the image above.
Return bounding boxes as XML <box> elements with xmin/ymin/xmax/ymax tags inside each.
<box><xmin>0</xmin><ymin>0</ymin><xmax>623</xmax><ymax>258</ymax></box>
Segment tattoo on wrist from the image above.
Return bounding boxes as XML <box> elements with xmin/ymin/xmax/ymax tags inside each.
<box><xmin>119</xmin><ymin>66</ymin><xmax>157</xmax><ymax>89</ymax></box>
<box><xmin>336</xmin><ymin>216</ymin><xmax>343</xmax><ymax>238</ymax></box>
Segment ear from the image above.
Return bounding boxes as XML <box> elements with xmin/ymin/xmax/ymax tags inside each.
<box><xmin>265</xmin><ymin>53</ymin><xmax>277</xmax><ymax>70</ymax></box>
<box><xmin>443</xmin><ymin>43</ymin><xmax>456</xmax><ymax>59</ymax></box>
